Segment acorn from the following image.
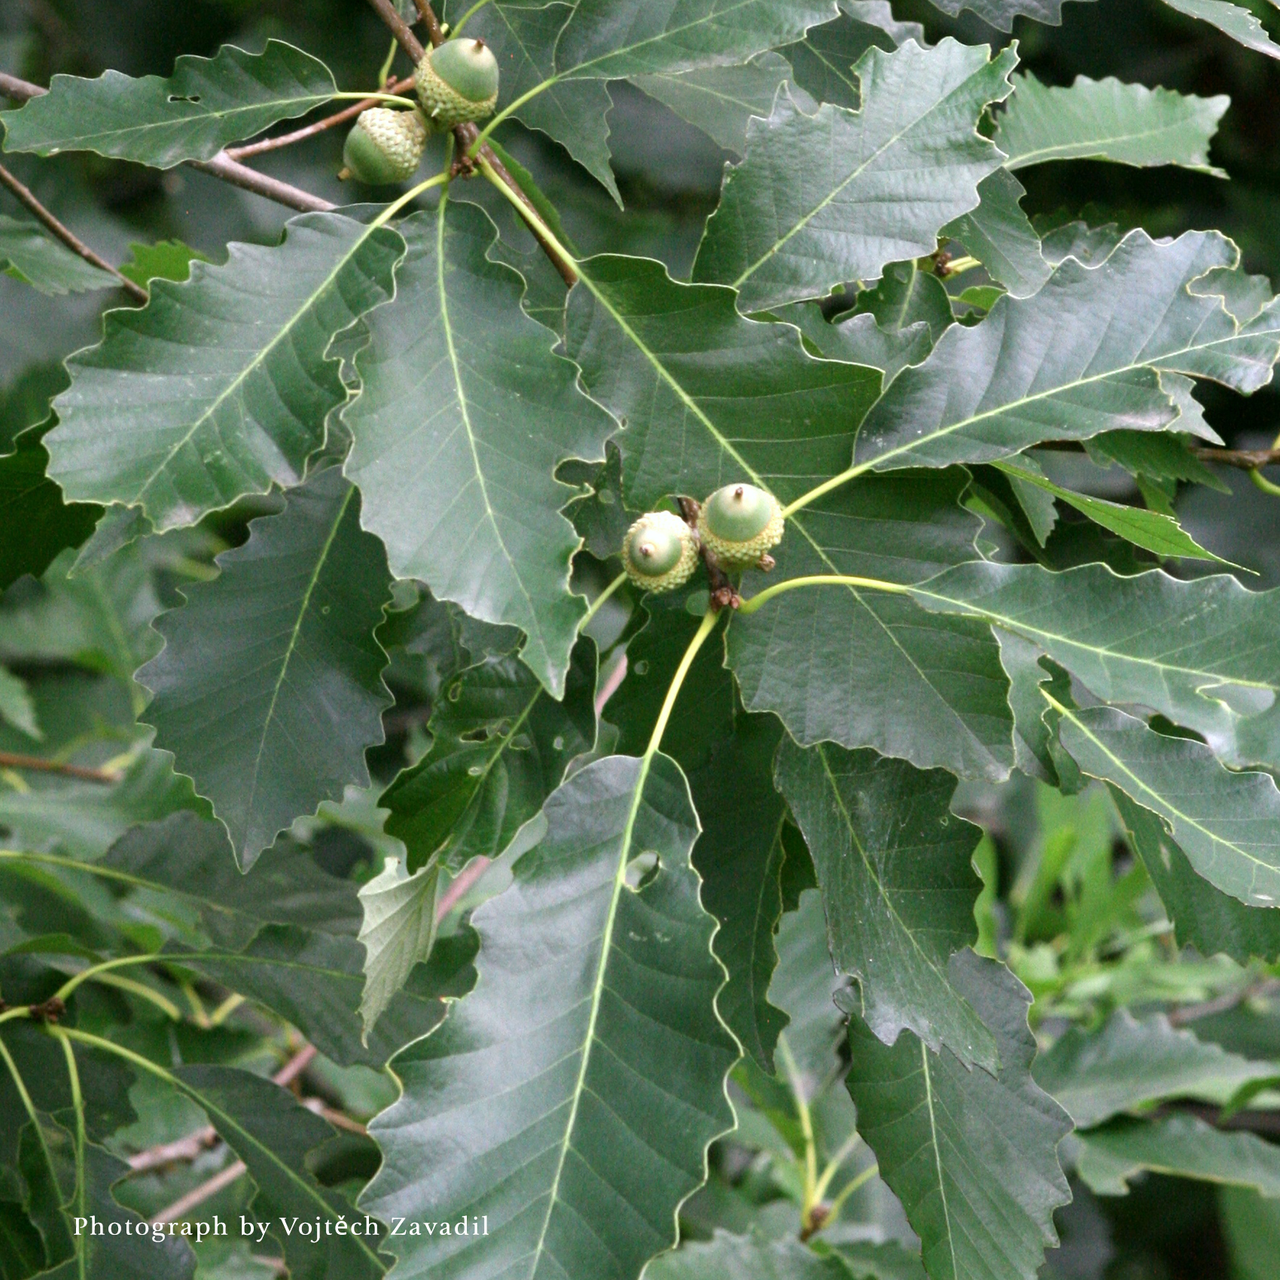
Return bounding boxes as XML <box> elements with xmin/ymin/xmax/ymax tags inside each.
<box><xmin>416</xmin><ymin>38</ymin><xmax>500</xmax><ymax>130</ymax></box>
<box><xmin>697</xmin><ymin>484</ymin><xmax>784</xmax><ymax>568</ymax></box>
<box><xmin>341</xmin><ymin>107</ymin><xmax>427</xmax><ymax>184</ymax></box>
<box><xmin>622</xmin><ymin>512</ymin><xmax>698</xmax><ymax>594</ymax></box>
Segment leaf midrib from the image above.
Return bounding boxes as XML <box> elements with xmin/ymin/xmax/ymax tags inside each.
<box><xmin>240</xmin><ymin>483</ymin><xmax>354</xmax><ymax>852</ymax></box>
<box><xmin>814</xmin><ymin>744</ymin><xmax>993</xmax><ymax>1066</ymax></box>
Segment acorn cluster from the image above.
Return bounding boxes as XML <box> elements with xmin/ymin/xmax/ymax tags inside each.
<box><xmin>340</xmin><ymin>37</ymin><xmax>499</xmax><ymax>185</ymax></box>
<box><xmin>622</xmin><ymin>484</ymin><xmax>784</xmax><ymax>594</ymax></box>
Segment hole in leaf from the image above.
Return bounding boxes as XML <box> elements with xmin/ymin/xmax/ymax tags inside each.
<box><xmin>168</xmin><ymin>94</ymin><xmax>202</xmax><ymax>103</ymax></box>
<box><xmin>625</xmin><ymin>850</ymin><xmax>660</xmax><ymax>891</ymax></box>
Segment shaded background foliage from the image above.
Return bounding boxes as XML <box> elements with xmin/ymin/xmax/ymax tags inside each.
<box><xmin>3</xmin><ymin>2</ymin><xmax>1280</xmax><ymax>1280</ymax></box>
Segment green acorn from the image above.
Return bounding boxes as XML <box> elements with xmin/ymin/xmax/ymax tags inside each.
<box><xmin>416</xmin><ymin>38</ymin><xmax>500</xmax><ymax>129</ymax></box>
<box><xmin>697</xmin><ymin>483</ymin><xmax>784</xmax><ymax>568</ymax></box>
<box><xmin>341</xmin><ymin>107</ymin><xmax>427</xmax><ymax>184</ymax></box>
<box><xmin>622</xmin><ymin>512</ymin><xmax>699</xmax><ymax>594</ymax></box>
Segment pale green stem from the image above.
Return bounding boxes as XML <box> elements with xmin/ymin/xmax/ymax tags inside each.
<box><xmin>826</xmin><ymin>1162</ymin><xmax>879</xmax><ymax>1219</ymax></box>
<box><xmin>208</xmin><ymin>993</ymin><xmax>246</xmax><ymax>1027</ymax></box>
<box><xmin>478</xmin><ymin>155</ymin><xmax>580</xmax><ymax>280</ymax></box>
<box><xmin>371</xmin><ymin>169</ymin><xmax>451</xmax><ymax>227</ymax></box>
<box><xmin>581</xmin><ymin>572</ymin><xmax>627</xmax><ymax>630</ymax></box>
<box><xmin>451</xmin><ymin>0</ymin><xmax>494</xmax><ymax>34</ymax></box>
<box><xmin>1250</xmin><ymin>427</ymin><xmax>1280</xmax><ymax>497</ymax></box>
<box><xmin>781</xmin><ymin>464</ymin><xmax>875</xmax><ymax>519</ymax></box>
<box><xmin>812</xmin><ymin>1129</ymin><xmax>862</xmax><ymax>1205</ymax></box>
<box><xmin>944</xmin><ymin>255</ymin><xmax>983</xmax><ymax>277</ymax></box>
<box><xmin>0</xmin><ymin>1032</ymin><xmax>66</xmax><ymax>1257</ymax></box>
<box><xmin>86</xmin><ymin>972</ymin><xmax>182</xmax><ymax>1021</ymax></box>
<box><xmin>51</xmin><ymin>1029</ymin><xmax>87</xmax><ymax>1280</ymax></box>
<box><xmin>377</xmin><ymin>36</ymin><xmax>400</xmax><ymax>87</ymax></box>
<box><xmin>469</xmin><ymin>78</ymin><xmax>560</xmax><ymax>156</ymax></box>
<box><xmin>0</xmin><ymin>1005</ymin><xmax>31</xmax><ymax>1026</ymax></box>
<box><xmin>736</xmin><ymin>574</ymin><xmax>908</xmax><ymax>617</ymax></box>
<box><xmin>53</xmin><ymin>953</ymin><xmax>163</xmax><ymax>1005</ymax></box>
<box><xmin>330</xmin><ymin>91</ymin><xmax>420</xmax><ymax>108</ymax></box>
<box><xmin>642</xmin><ymin>609</ymin><xmax>718</xmax><ymax>764</ymax></box>
<box><xmin>776</xmin><ymin>1033</ymin><xmax>818</xmax><ymax>1205</ymax></box>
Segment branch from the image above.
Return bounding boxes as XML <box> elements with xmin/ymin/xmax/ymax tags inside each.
<box><xmin>0</xmin><ymin>752</ymin><xmax>121</xmax><ymax>784</ymax></box>
<box><xmin>366</xmin><ymin>0</ymin><xmax>426</xmax><ymax>61</ymax></box>
<box><xmin>186</xmin><ymin>153</ymin><xmax>334</xmax><ymax>213</ymax></box>
<box><xmin>412</xmin><ymin>0</ymin><xmax>447</xmax><ymax>46</ymax></box>
<box><xmin>227</xmin><ymin>75</ymin><xmax>415</xmax><ymax>161</ymax></box>
<box><xmin>1191</xmin><ymin>445</ymin><xmax>1280</xmax><ymax>471</ymax></box>
<box><xmin>0</xmin><ymin>71</ymin><xmax>41</xmax><ymax>102</ymax></box>
<box><xmin>0</xmin><ymin>162</ymin><xmax>149</xmax><ymax>303</ymax></box>
<box><xmin>677</xmin><ymin>496</ymin><xmax>739</xmax><ymax>611</ymax></box>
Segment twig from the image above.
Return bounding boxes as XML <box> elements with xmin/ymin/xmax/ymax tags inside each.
<box><xmin>413</xmin><ymin>0</ymin><xmax>447</xmax><ymax>46</ymax></box>
<box><xmin>151</xmin><ymin>1158</ymin><xmax>246</xmax><ymax>1224</ymax></box>
<box><xmin>595</xmin><ymin>654</ymin><xmax>628</xmax><ymax>714</ymax></box>
<box><xmin>436</xmin><ymin>856</ymin><xmax>491</xmax><ymax>917</ymax></box>
<box><xmin>0</xmin><ymin>163</ymin><xmax>148</xmax><ymax>302</ymax></box>
<box><xmin>186</xmin><ymin>153</ymin><xmax>335</xmax><ymax>213</ymax></box>
<box><xmin>1191</xmin><ymin>445</ymin><xmax>1280</xmax><ymax>471</ymax></box>
<box><xmin>677</xmin><ymin>496</ymin><xmax>738</xmax><ymax>611</ymax></box>
<box><xmin>0</xmin><ymin>71</ymin><xmax>334</xmax><ymax>216</ymax></box>
<box><xmin>227</xmin><ymin>76</ymin><xmax>415</xmax><ymax>161</ymax></box>
<box><xmin>1167</xmin><ymin>978</ymin><xmax>1280</xmax><ymax>1027</ymax></box>
<box><xmin>0</xmin><ymin>752</ymin><xmax>121</xmax><ymax>784</ymax></box>
<box><xmin>366</xmin><ymin>0</ymin><xmax>426</xmax><ymax>61</ymax></box>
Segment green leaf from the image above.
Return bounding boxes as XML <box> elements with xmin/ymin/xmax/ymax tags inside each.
<box><xmin>357</xmin><ymin>854</ymin><xmax>442</xmax><ymax>1038</ymax></box>
<box><xmin>0</xmin><ymin>215</ymin><xmax>119</xmax><ymax>295</ymax></box>
<box><xmin>564</xmin><ymin>254</ymin><xmax>881</xmax><ymax>513</ymax></box>
<box><xmin>727</xmin><ymin>472</ymin><xmax>1016</xmax><ymax>780</ymax></box>
<box><xmin>996</xmin><ymin>74</ymin><xmax>1229</xmax><ymax>173</ymax></box>
<box><xmin>1048</xmin><ymin>699</ymin><xmax>1280</xmax><ymax>908</ymax></box>
<box><xmin>993</xmin><ymin>456</ymin><xmax>1228</xmax><ymax>563</ymax></box>
<box><xmin>47</xmin><ymin>211</ymin><xmax>402</xmax><ymax>531</ymax></box>
<box><xmin>1110</xmin><ymin>786</ymin><xmax>1280</xmax><ymax>964</ymax></box>
<box><xmin>344</xmin><ymin>198</ymin><xmax>614</xmax><ymax>698</ymax></box>
<box><xmin>1083</xmin><ymin>429</ymin><xmax>1227</xmax><ymax>489</ymax></box>
<box><xmin>693</xmin><ymin>40</ymin><xmax>1017</xmax><ymax>311</ymax></box>
<box><xmin>1157</xmin><ymin>0</ymin><xmax>1280</xmax><ymax>59</ymax></box>
<box><xmin>844</xmin><ymin>954</ymin><xmax>1071</xmax><ymax>1280</ymax></box>
<box><xmin>0</xmin><ymin>426</ymin><xmax>102</xmax><ymax>591</ymax></box>
<box><xmin>555</xmin><ymin>0</ymin><xmax>837</xmax><ymax>79</ymax></box>
<box><xmin>829</xmin><ymin>1241</ymin><xmax>927</xmax><ymax>1280</ymax></box>
<box><xmin>380</xmin><ymin>637</ymin><xmax>597</xmax><ymax>873</ymax></box>
<box><xmin>767</xmin><ymin>886</ymin><xmax>843</xmax><ymax>1078</ymax></box>
<box><xmin>169</xmin><ymin>1065</ymin><xmax>382</xmax><ymax>1280</ymax></box>
<box><xmin>922</xmin><ymin>0</ymin><xmax>1070</xmax><ymax>31</ymax></box>
<box><xmin>853</xmin><ymin>230</ymin><xmax>1280</xmax><ymax>473</ymax></box>
<box><xmin>1074</xmin><ymin>1115</ymin><xmax>1280</xmax><ymax>1198</ymax></box>
<box><xmin>0</xmin><ymin>41</ymin><xmax>338</xmax><ymax>166</ymax></box>
<box><xmin>646</xmin><ymin>1231</ymin><xmax>851</xmax><ymax>1279</ymax></box>
<box><xmin>630</xmin><ymin>52</ymin><xmax>793</xmax><ymax>154</ymax></box>
<box><xmin>1032</xmin><ymin>1010</ymin><xmax>1276</xmax><ymax>1127</ymax></box>
<box><xmin>905</xmin><ymin>561</ymin><xmax>1280</xmax><ymax>771</ymax></box>
<box><xmin>939</xmin><ymin>169</ymin><xmax>1050</xmax><ymax>299</ymax></box>
<box><xmin>0</xmin><ymin>667</ymin><xmax>39</xmax><ymax>739</ymax></box>
<box><xmin>778</xmin><ymin>307</ymin><xmax>932</xmax><ymax>381</ymax></box>
<box><xmin>118</xmin><ymin>239</ymin><xmax>210</xmax><ymax>287</ymax></box>
<box><xmin>783</xmin><ymin>3</ymin><xmax>921</xmax><ymax>111</ymax></box>
<box><xmin>776</xmin><ymin>738</ymin><xmax>997</xmax><ymax>1069</ymax></box>
<box><xmin>139</xmin><ymin>468</ymin><xmax>393</xmax><ymax>869</ymax></box>
<box><xmin>186</xmin><ymin>922</ymin><xmax>445</xmax><ymax>1067</ymax></box>
<box><xmin>848</xmin><ymin>258</ymin><xmax>953</xmax><ymax>344</ymax></box>
<box><xmin>362</xmin><ymin>754</ymin><xmax>738</xmax><ymax>1280</ymax></box>
<box><xmin>92</xmin><ymin>809</ymin><xmax>363</xmax><ymax>949</ymax></box>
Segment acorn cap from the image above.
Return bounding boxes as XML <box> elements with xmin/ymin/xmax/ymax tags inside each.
<box><xmin>416</xmin><ymin>39</ymin><xmax>500</xmax><ymax>129</ymax></box>
<box><xmin>622</xmin><ymin>511</ymin><xmax>698</xmax><ymax>594</ymax></box>
<box><xmin>342</xmin><ymin>107</ymin><xmax>426</xmax><ymax>184</ymax></box>
<box><xmin>697</xmin><ymin>483</ymin><xmax>784</xmax><ymax>567</ymax></box>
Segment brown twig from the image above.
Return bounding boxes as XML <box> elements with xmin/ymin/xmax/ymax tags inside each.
<box><xmin>151</xmin><ymin>1158</ymin><xmax>247</xmax><ymax>1224</ymax></box>
<box><xmin>0</xmin><ymin>71</ymin><xmax>41</xmax><ymax>102</ymax></box>
<box><xmin>1191</xmin><ymin>445</ymin><xmax>1280</xmax><ymax>471</ymax></box>
<box><xmin>0</xmin><ymin>752</ymin><xmax>122</xmax><ymax>784</ymax></box>
<box><xmin>366</xmin><ymin>0</ymin><xmax>426</xmax><ymax>61</ymax></box>
<box><xmin>0</xmin><ymin>162</ymin><xmax>149</xmax><ymax>302</ymax></box>
<box><xmin>227</xmin><ymin>75</ymin><xmax>416</xmax><ymax>161</ymax></box>
<box><xmin>413</xmin><ymin>0</ymin><xmax>447</xmax><ymax>46</ymax></box>
<box><xmin>677</xmin><ymin>497</ymin><xmax>739</xmax><ymax>611</ymax></box>
<box><xmin>1167</xmin><ymin>978</ymin><xmax>1280</xmax><ymax>1027</ymax></box>
<box><xmin>436</xmin><ymin>856</ymin><xmax>491</xmax><ymax>917</ymax></box>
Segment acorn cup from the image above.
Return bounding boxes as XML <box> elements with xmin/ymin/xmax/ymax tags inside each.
<box><xmin>416</xmin><ymin>38</ymin><xmax>500</xmax><ymax>130</ymax></box>
<box><xmin>622</xmin><ymin>512</ymin><xmax>699</xmax><ymax>594</ymax></box>
<box><xmin>697</xmin><ymin>483</ymin><xmax>784</xmax><ymax>569</ymax></box>
<box><xmin>340</xmin><ymin>107</ymin><xmax>427</xmax><ymax>184</ymax></box>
